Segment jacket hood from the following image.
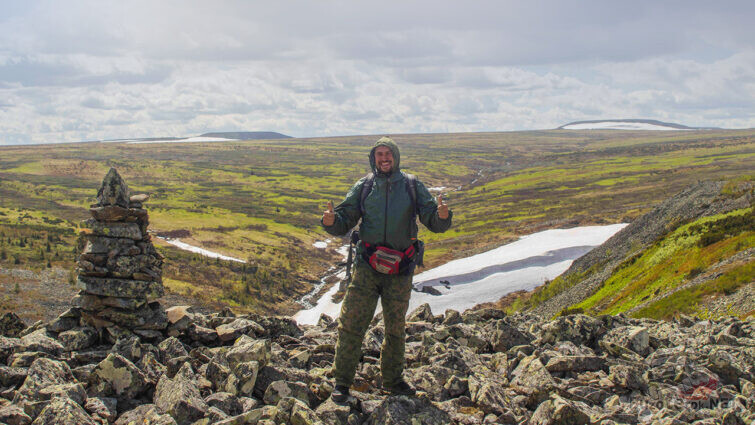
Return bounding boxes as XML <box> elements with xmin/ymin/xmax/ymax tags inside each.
<box><xmin>369</xmin><ymin>136</ymin><xmax>400</xmax><ymax>175</ymax></box>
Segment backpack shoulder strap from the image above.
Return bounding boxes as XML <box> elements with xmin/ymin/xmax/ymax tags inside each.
<box><xmin>359</xmin><ymin>173</ymin><xmax>375</xmax><ymax>216</ymax></box>
<box><xmin>404</xmin><ymin>173</ymin><xmax>418</xmax><ymax>220</ymax></box>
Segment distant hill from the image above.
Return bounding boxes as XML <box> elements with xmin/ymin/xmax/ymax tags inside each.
<box><xmin>558</xmin><ymin>119</ymin><xmax>720</xmax><ymax>131</ymax></box>
<box><xmin>199</xmin><ymin>131</ymin><xmax>292</xmax><ymax>140</ymax></box>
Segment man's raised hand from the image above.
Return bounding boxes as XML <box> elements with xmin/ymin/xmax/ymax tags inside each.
<box><xmin>322</xmin><ymin>201</ymin><xmax>336</xmax><ymax>226</ymax></box>
<box><xmin>437</xmin><ymin>193</ymin><xmax>449</xmax><ymax>219</ymax></box>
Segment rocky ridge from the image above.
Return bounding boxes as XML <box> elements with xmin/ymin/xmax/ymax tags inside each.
<box><xmin>531</xmin><ymin>180</ymin><xmax>754</xmax><ymax>318</ymax></box>
<box><xmin>0</xmin><ymin>304</ymin><xmax>753</xmax><ymax>425</ymax></box>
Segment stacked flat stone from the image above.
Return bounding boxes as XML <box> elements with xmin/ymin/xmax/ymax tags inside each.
<box><xmin>75</xmin><ymin>168</ymin><xmax>167</xmax><ymax>331</ymax></box>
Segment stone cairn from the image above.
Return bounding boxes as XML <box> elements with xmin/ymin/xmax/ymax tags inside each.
<box><xmin>74</xmin><ymin>168</ymin><xmax>167</xmax><ymax>336</ymax></box>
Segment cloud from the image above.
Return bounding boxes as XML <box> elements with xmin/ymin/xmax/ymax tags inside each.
<box><xmin>0</xmin><ymin>0</ymin><xmax>754</xmax><ymax>144</ymax></box>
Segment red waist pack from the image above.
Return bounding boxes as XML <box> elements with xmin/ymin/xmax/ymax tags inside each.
<box><xmin>364</xmin><ymin>243</ymin><xmax>416</xmax><ymax>275</ymax></box>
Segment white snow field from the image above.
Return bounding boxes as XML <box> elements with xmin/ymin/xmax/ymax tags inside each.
<box><xmin>156</xmin><ymin>237</ymin><xmax>246</xmax><ymax>263</ymax></box>
<box><xmin>293</xmin><ymin>224</ymin><xmax>627</xmax><ymax>325</ymax></box>
<box><xmin>561</xmin><ymin>122</ymin><xmax>682</xmax><ymax>131</ymax></box>
<box><xmin>126</xmin><ymin>136</ymin><xmax>236</xmax><ymax>144</ymax></box>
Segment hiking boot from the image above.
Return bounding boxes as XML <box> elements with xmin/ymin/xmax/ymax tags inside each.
<box><xmin>331</xmin><ymin>385</ymin><xmax>350</xmax><ymax>403</ymax></box>
<box><xmin>383</xmin><ymin>379</ymin><xmax>416</xmax><ymax>396</ymax></box>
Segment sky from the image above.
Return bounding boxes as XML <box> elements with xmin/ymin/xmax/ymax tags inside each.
<box><xmin>1</xmin><ymin>1</ymin><xmax>754</xmax><ymax>145</ymax></box>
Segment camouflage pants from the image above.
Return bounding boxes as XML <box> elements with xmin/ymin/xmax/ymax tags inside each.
<box><xmin>333</xmin><ymin>262</ymin><xmax>413</xmax><ymax>388</ymax></box>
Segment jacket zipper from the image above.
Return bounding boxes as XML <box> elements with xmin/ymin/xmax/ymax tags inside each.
<box><xmin>383</xmin><ymin>180</ymin><xmax>391</xmax><ymax>245</ymax></box>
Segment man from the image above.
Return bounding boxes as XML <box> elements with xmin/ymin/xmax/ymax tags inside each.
<box><xmin>321</xmin><ymin>136</ymin><xmax>453</xmax><ymax>402</ymax></box>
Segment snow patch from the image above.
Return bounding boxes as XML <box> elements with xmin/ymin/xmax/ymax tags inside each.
<box><xmin>293</xmin><ymin>223</ymin><xmax>628</xmax><ymax>324</ymax></box>
<box><xmin>561</xmin><ymin>122</ymin><xmax>684</xmax><ymax>131</ymax></box>
<box><xmin>428</xmin><ymin>186</ymin><xmax>446</xmax><ymax>192</ymax></box>
<box><xmin>313</xmin><ymin>241</ymin><xmax>328</xmax><ymax>249</ymax></box>
<box><xmin>126</xmin><ymin>136</ymin><xmax>236</xmax><ymax>144</ymax></box>
<box><xmin>157</xmin><ymin>237</ymin><xmax>246</xmax><ymax>263</ymax></box>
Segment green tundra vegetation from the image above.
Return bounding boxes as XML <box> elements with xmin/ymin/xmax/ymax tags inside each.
<box><xmin>1</xmin><ymin>128</ymin><xmax>753</xmax><ymax>315</ymax></box>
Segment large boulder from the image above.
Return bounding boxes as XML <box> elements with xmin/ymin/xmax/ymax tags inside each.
<box><xmin>31</xmin><ymin>396</ymin><xmax>97</xmax><ymax>425</ymax></box>
<box><xmin>529</xmin><ymin>395</ymin><xmax>592</xmax><ymax>425</ymax></box>
<box><xmin>17</xmin><ymin>330</ymin><xmax>63</xmax><ymax>356</ymax></box>
<box><xmin>216</xmin><ymin>319</ymin><xmax>263</xmax><ymax>343</ymax></box>
<box><xmin>509</xmin><ymin>355</ymin><xmax>557</xmax><ymax>406</ymax></box>
<box><xmin>114</xmin><ymin>404</ymin><xmax>177</xmax><ymax>425</ymax></box>
<box><xmin>539</xmin><ymin>315</ymin><xmax>605</xmax><ymax>347</ymax></box>
<box><xmin>225</xmin><ymin>337</ymin><xmax>271</xmax><ymax>369</ymax></box>
<box><xmin>600</xmin><ymin>326</ymin><xmax>650</xmax><ymax>356</ymax></box>
<box><xmin>88</xmin><ymin>353</ymin><xmax>149</xmax><ymax>403</ymax></box>
<box><xmin>154</xmin><ymin>363</ymin><xmax>208</xmax><ymax>425</ymax></box>
<box><xmin>0</xmin><ymin>313</ymin><xmax>27</xmax><ymax>338</ymax></box>
<box><xmin>14</xmin><ymin>358</ymin><xmax>75</xmax><ymax>404</ymax></box>
<box><xmin>366</xmin><ymin>395</ymin><xmax>451</xmax><ymax>425</ymax></box>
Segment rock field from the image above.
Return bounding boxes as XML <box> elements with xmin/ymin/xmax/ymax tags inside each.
<box><xmin>0</xmin><ymin>304</ymin><xmax>752</xmax><ymax>425</ymax></box>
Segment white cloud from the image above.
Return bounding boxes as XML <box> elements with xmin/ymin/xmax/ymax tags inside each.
<box><xmin>0</xmin><ymin>0</ymin><xmax>754</xmax><ymax>144</ymax></box>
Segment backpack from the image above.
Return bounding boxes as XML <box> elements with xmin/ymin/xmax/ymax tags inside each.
<box><xmin>358</xmin><ymin>172</ymin><xmax>418</xmax><ymax>223</ymax></box>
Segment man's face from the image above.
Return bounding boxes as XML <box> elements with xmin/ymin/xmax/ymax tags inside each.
<box><xmin>375</xmin><ymin>146</ymin><xmax>394</xmax><ymax>173</ymax></box>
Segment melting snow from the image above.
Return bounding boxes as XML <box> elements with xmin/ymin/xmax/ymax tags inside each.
<box><xmin>561</xmin><ymin>122</ymin><xmax>684</xmax><ymax>131</ymax></box>
<box><xmin>157</xmin><ymin>237</ymin><xmax>246</xmax><ymax>263</ymax></box>
<box><xmin>293</xmin><ymin>223</ymin><xmax>628</xmax><ymax>324</ymax></box>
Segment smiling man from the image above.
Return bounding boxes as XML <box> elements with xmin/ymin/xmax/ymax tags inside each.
<box><xmin>321</xmin><ymin>136</ymin><xmax>453</xmax><ymax>402</ymax></box>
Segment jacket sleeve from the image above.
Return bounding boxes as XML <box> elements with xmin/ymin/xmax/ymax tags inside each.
<box><xmin>321</xmin><ymin>177</ymin><xmax>365</xmax><ymax>236</ymax></box>
<box><xmin>415</xmin><ymin>180</ymin><xmax>453</xmax><ymax>233</ymax></box>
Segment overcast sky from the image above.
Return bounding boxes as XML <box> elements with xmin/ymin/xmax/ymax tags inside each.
<box><xmin>1</xmin><ymin>1</ymin><xmax>753</xmax><ymax>144</ymax></box>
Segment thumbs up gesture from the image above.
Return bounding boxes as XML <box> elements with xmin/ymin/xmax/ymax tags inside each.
<box><xmin>322</xmin><ymin>201</ymin><xmax>336</xmax><ymax>226</ymax></box>
<box><xmin>437</xmin><ymin>194</ymin><xmax>449</xmax><ymax>219</ymax></box>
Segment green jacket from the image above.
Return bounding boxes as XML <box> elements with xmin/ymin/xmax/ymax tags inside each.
<box><xmin>322</xmin><ymin>138</ymin><xmax>453</xmax><ymax>258</ymax></box>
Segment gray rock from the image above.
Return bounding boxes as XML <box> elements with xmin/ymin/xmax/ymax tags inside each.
<box><xmin>31</xmin><ymin>396</ymin><xmax>97</xmax><ymax>425</ymax></box>
<box><xmin>88</xmin><ymin>353</ymin><xmax>149</xmax><ymax>403</ymax></box>
<box><xmin>0</xmin><ymin>313</ymin><xmax>27</xmax><ymax>338</ymax></box>
<box><xmin>0</xmin><ymin>336</ymin><xmax>22</xmax><ymax>364</ymax></box>
<box><xmin>608</xmin><ymin>364</ymin><xmax>648</xmax><ymax>391</ymax></box>
<box><xmin>407</xmin><ymin>303</ymin><xmax>434</xmax><ymax>322</ymax></box>
<box><xmin>158</xmin><ymin>337</ymin><xmax>189</xmax><ymax>363</ymax></box>
<box><xmin>545</xmin><ymin>355</ymin><xmax>607</xmax><ymax>373</ymax></box>
<box><xmin>0</xmin><ymin>404</ymin><xmax>32</xmax><ymax>425</ymax></box>
<box><xmin>83</xmin><ymin>219</ymin><xmax>143</xmax><ymax>240</ymax></box>
<box><xmin>231</xmin><ymin>361</ymin><xmax>260</xmax><ymax>397</ymax></box>
<box><xmin>366</xmin><ymin>395</ymin><xmax>451</xmax><ymax>425</ymax></box>
<box><xmin>84</xmin><ymin>397</ymin><xmax>117</xmax><ymax>423</ymax></box>
<box><xmin>315</xmin><ymin>398</ymin><xmax>353</xmax><ymax>425</ymax></box>
<box><xmin>59</xmin><ymin>327</ymin><xmax>98</xmax><ymax>352</ymax></box>
<box><xmin>18</xmin><ymin>329</ymin><xmax>63</xmax><ymax>356</ymax></box>
<box><xmin>490</xmin><ymin>320</ymin><xmax>531</xmax><ymax>352</ymax></box>
<box><xmin>77</xmin><ymin>276</ymin><xmax>164</xmax><ymax>300</ymax></box>
<box><xmin>216</xmin><ymin>319</ymin><xmax>264</xmax><ymax>342</ymax></box>
<box><xmin>275</xmin><ymin>397</ymin><xmax>323</xmax><ymax>425</ymax></box>
<box><xmin>114</xmin><ymin>404</ymin><xmax>177</xmax><ymax>425</ymax></box>
<box><xmin>510</xmin><ymin>355</ymin><xmax>557</xmax><ymax>406</ymax></box>
<box><xmin>529</xmin><ymin>395</ymin><xmax>592</xmax><ymax>425</ymax></box>
<box><xmin>154</xmin><ymin>363</ymin><xmax>208</xmax><ymax>425</ymax></box>
<box><xmin>263</xmin><ymin>380</ymin><xmax>310</xmax><ymax>406</ymax></box>
<box><xmin>0</xmin><ymin>365</ymin><xmax>27</xmax><ymax>388</ymax></box>
<box><xmin>539</xmin><ymin>314</ymin><xmax>605</xmax><ymax>347</ymax></box>
<box><xmin>601</xmin><ymin>326</ymin><xmax>650</xmax><ymax>356</ymax></box>
<box><xmin>96</xmin><ymin>168</ymin><xmax>130</xmax><ymax>208</ymax></box>
<box><xmin>225</xmin><ymin>337</ymin><xmax>271</xmax><ymax>369</ymax></box>
<box><xmin>441</xmin><ymin>309</ymin><xmax>462</xmax><ymax>325</ymax></box>
<box><xmin>14</xmin><ymin>358</ymin><xmax>75</xmax><ymax>404</ymax></box>
<box><xmin>204</xmin><ymin>392</ymin><xmax>242</xmax><ymax>416</ymax></box>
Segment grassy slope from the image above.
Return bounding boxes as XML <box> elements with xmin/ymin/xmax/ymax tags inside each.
<box><xmin>571</xmin><ymin>207</ymin><xmax>754</xmax><ymax>318</ymax></box>
<box><xmin>1</xmin><ymin>129</ymin><xmax>754</xmax><ymax>315</ymax></box>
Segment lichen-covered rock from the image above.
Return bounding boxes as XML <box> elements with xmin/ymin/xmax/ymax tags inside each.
<box><xmin>14</xmin><ymin>358</ymin><xmax>75</xmax><ymax>404</ymax></box>
<box><xmin>216</xmin><ymin>319</ymin><xmax>263</xmax><ymax>342</ymax></box>
<box><xmin>18</xmin><ymin>329</ymin><xmax>63</xmax><ymax>356</ymax></box>
<box><xmin>0</xmin><ymin>336</ymin><xmax>22</xmax><ymax>364</ymax></box>
<box><xmin>88</xmin><ymin>353</ymin><xmax>149</xmax><ymax>403</ymax></box>
<box><xmin>114</xmin><ymin>404</ymin><xmax>177</xmax><ymax>425</ymax></box>
<box><xmin>539</xmin><ymin>314</ymin><xmax>605</xmax><ymax>347</ymax></box>
<box><xmin>204</xmin><ymin>392</ymin><xmax>242</xmax><ymax>417</ymax></box>
<box><xmin>314</xmin><ymin>398</ymin><xmax>353</xmax><ymax>425</ymax></box>
<box><xmin>509</xmin><ymin>355</ymin><xmax>557</xmax><ymax>405</ymax></box>
<box><xmin>58</xmin><ymin>327</ymin><xmax>98</xmax><ymax>352</ymax></box>
<box><xmin>225</xmin><ymin>337</ymin><xmax>271</xmax><ymax>369</ymax></box>
<box><xmin>230</xmin><ymin>361</ymin><xmax>259</xmax><ymax>397</ymax></box>
<box><xmin>544</xmin><ymin>355</ymin><xmax>607</xmax><ymax>373</ymax></box>
<box><xmin>84</xmin><ymin>396</ymin><xmax>117</xmax><ymax>423</ymax></box>
<box><xmin>0</xmin><ymin>365</ymin><xmax>28</xmax><ymax>388</ymax></box>
<box><xmin>31</xmin><ymin>396</ymin><xmax>97</xmax><ymax>425</ymax></box>
<box><xmin>608</xmin><ymin>364</ymin><xmax>648</xmax><ymax>391</ymax></box>
<box><xmin>407</xmin><ymin>303</ymin><xmax>434</xmax><ymax>323</ymax></box>
<box><xmin>490</xmin><ymin>320</ymin><xmax>531</xmax><ymax>352</ymax></box>
<box><xmin>158</xmin><ymin>337</ymin><xmax>189</xmax><ymax>363</ymax></box>
<box><xmin>529</xmin><ymin>395</ymin><xmax>592</xmax><ymax>425</ymax></box>
<box><xmin>263</xmin><ymin>380</ymin><xmax>310</xmax><ymax>406</ymax></box>
<box><xmin>601</xmin><ymin>326</ymin><xmax>650</xmax><ymax>356</ymax></box>
<box><xmin>275</xmin><ymin>397</ymin><xmax>323</xmax><ymax>425</ymax></box>
<box><xmin>154</xmin><ymin>363</ymin><xmax>208</xmax><ymax>425</ymax></box>
<box><xmin>366</xmin><ymin>395</ymin><xmax>451</xmax><ymax>425</ymax></box>
<box><xmin>0</xmin><ymin>404</ymin><xmax>32</xmax><ymax>425</ymax></box>
<box><xmin>77</xmin><ymin>277</ymin><xmax>164</xmax><ymax>300</ymax></box>
<box><xmin>0</xmin><ymin>312</ymin><xmax>27</xmax><ymax>338</ymax></box>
